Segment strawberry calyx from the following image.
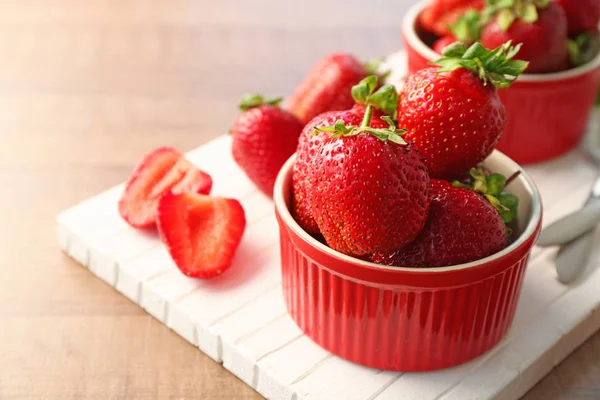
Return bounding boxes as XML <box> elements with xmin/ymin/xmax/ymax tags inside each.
<box><xmin>568</xmin><ymin>32</ymin><xmax>600</xmax><ymax>67</ymax></box>
<box><xmin>314</xmin><ymin>113</ymin><xmax>407</xmax><ymax>144</ymax></box>
<box><xmin>483</xmin><ymin>0</ymin><xmax>550</xmax><ymax>31</ymax></box>
<box><xmin>431</xmin><ymin>40</ymin><xmax>528</xmax><ymax>88</ymax></box>
<box><xmin>449</xmin><ymin>9</ymin><xmax>483</xmax><ymax>44</ymax></box>
<box><xmin>452</xmin><ymin>166</ymin><xmax>519</xmax><ymax>223</ymax></box>
<box><xmin>239</xmin><ymin>94</ymin><xmax>283</xmax><ymax>111</ymax></box>
<box><xmin>350</xmin><ymin>75</ymin><xmax>398</xmax><ymax>117</ymax></box>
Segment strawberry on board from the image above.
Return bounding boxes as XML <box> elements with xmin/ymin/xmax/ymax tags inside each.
<box><xmin>292</xmin><ymin>76</ymin><xmax>399</xmax><ymax>235</ymax></box>
<box><xmin>285</xmin><ymin>53</ymin><xmax>371</xmax><ymax>125</ymax></box>
<box><xmin>157</xmin><ymin>193</ymin><xmax>246</xmax><ymax>279</ymax></box>
<box><xmin>231</xmin><ymin>94</ymin><xmax>304</xmax><ymax>197</ymax></box>
<box><xmin>480</xmin><ymin>0</ymin><xmax>568</xmax><ymax>73</ymax></box>
<box><xmin>556</xmin><ymin>0</ymin><xmax>600</xmax><ymax>36</ymax></box>
<box><xmin>371</xmin><ymin>168</ymin><xmax>519</xmax><ymax>268</ymax></box>
<box><xmin>118</xmin><ymin>147</ymin><xmax>213</xmax><ymax>229</ymax></box>
<box><xmin>397</xmin><ymin>41</ymin><xmax>528</xmax><ymax>179</ymax></box>
<box><xmin>303</xmin><ymin>76</ymin><xmax>431</xmax><ymax>257</ymax></box>
<box><xmin>419</xmin><ymin>0</ymin><xmax>485</xmax><ymax>37</ymax></box>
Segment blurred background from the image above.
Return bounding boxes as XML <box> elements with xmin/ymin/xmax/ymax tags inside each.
<box><xmin>1</xmin><ymin>1</ymin><xmax>598</xmax><ymax>399</ymax></box>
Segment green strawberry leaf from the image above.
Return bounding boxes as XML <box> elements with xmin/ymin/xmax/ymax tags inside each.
<box><xmin>239</xmin><ymin>94</ymin><xmax>283</xmax><ymax>111</ymax></box>
<box><xmin>497</xmin><ymin>192</ymin><xmax>519</xmax><ymax>223</ymax></box>
<box><xmin>519</xmin><ymin>3</ymin><xmax>538</xmax><ymax>23</ymax></box>
<box><xmin>453</xmin><ymin>166</ymin><xmax>519</xmax><ymax>225</ymax></box>
<box><xmin>432</xmin><ymin>40</ymin><xmax>528</xmax><ymax>88</ymax></box>
<box><xmin>351</xmin><ymin>76</ymin><xmax>378</xmax><ymax>104</ymax></box>
<box><xmin>486</xmin><ymin>173</ymin><xmax>506</xmax><ymax>195</ymax></box>
<box><xmin>368</xmin><ymin>84</ymin><xmax>398</xmax><ymax>117</ymax></box>
<box><xmin>312</xmin><ymin>107</ymin><xmax>407</xmax><ymax>144</ymax></box>
<box><xmin>568</xmin><ymin>32</ymin><xmax>600</xmax><ymax>67</ymax></box>
<box><xmin>450</xmin><ymin>9</ymin><xmax>483</xmax><ymax>44</ymax></box>
<box><xmin>350</xmin><ymin>75</ymin><xmax>398</xmax><ymax>117</ymax></box>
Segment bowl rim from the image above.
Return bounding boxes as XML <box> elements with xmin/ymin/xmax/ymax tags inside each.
<box><xmin>273</xmin><ymin>150</ymin><xmax>543</xmax><ymax>274</ymax></box>
<box><xmin>402</xmin><ymin>0</ymin><xmax>600</xmax><ymax>82</ymax></box>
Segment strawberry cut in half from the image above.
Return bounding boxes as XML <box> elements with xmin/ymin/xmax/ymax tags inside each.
<box><xmin>118</xmin><ymin>147</ymin><xmax>213</xmax><ymax>229</ymax></box>
<box><xmin>157</xmin><ymin>193</ymin><xmax>246</xmax><ymax>279</ymax></box>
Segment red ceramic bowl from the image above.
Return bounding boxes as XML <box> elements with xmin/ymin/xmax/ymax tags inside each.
<box><xmin>402</xmin><ymin>0</ymin><xmax>600</xmax><ymax>165</ymax></box>
<box><xmin>274</xmin><ymin>151</ymin><xmax>542</xmax><ymax>372</ymax></box>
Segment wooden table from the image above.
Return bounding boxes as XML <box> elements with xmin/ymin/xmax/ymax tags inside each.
<box><xmin>1</xmin><ymin>1</ymin><xmax>599</xmax><ymax>398</ymax></box>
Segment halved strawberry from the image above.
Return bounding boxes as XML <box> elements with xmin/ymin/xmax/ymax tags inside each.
<box><xmin>157</xmin><ymin>193</ymin><xmax>246</xmax><ymax>279</ymax></box>
<box><xmin>118</xmin><ymin>147</ymin><xmax>212</xmax><ymax>229</ymax></box>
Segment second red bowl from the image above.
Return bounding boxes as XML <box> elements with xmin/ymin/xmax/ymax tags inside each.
<box><xmin>402</xmin><ymin>0</ymin><xmax>600</xmax><ymax>165</ymax></box>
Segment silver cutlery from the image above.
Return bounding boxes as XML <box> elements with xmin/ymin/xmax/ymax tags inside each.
<box><xmin>537</xmin><ymin>114</ymin><xmax>600</xmax><ymax>284</ymax></box>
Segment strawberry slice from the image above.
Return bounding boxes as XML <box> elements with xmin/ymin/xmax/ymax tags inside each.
<box><xmin>157</xmin><ymin>193</ymin><xmax>246</xmax><ymax>279</ymax></box>
<box><xmin>118</xmin><ymin>147</ymin><xmax>212</xmax><ymax>229</ymax></box>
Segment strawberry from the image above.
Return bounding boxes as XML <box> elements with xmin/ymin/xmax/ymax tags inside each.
<box><xmin>556</xmin><ymin>0</ymin><xmax>600</xmax><ymax>36</ymax></box>
<box><xmin>371</xmin><ymin>168</ymin><xmax>519</xmax><ymax>268</ymax></box>
<box><xmin>292</xmin><ymin>76</ymin><xmax>398</xmax><ymax>234</ymax></box>
<box><xmin>433</xmin><ymin>35</ymin><xmax>458</xmax><ymax>53</ymax></box>
<box><xmin>480</xmin><ymin>0</ymin><xmax>568</xmax><ymax>73</ymax></box>
<box><xmin>285</xmin><ymin>53</ymin><xmax>371</xmax><ymax>125</ymax></box>
<box><xmin>156</xmin><ymin>193</ymin><xmax>246</xmax><ymax>279</ymax></box>
<box><xmin>568</xmin><ymin>30</ymin><xmax>600</xmax><ymax>67</ymax></box>
<box><xmin>397</xmin><ymin>41</ymin><xmax>528</xmax><ymax>179</ymax></box>
<box><xmin>419</xmin><ymin>0</ymin><xmax>485</xmax><ymax>37</ymax></box>
<box><xmin>299</xmin><ymin>77</ymin><xmax>431</xmax><ymax>256</ymax></box>
<box><xmin>118</xmin><ymin>147</ymin><xmax>212</xmax><ymax>229</ymax></box>
<box><xmin>231</xmin><ymin>94</ymin><xmax>304</xmax><ymax>197</ymax></box>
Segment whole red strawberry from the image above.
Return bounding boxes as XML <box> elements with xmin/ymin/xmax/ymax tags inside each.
<box><xmin>231</xmin><ymin>94</ymin><xmax>304</xmax><ymax>197</ymax></box>
<box><xmin>480</xmin><ymin>1</ymin><xmax>568</xmax><ymax>73</ymax></box>
<box><xmin>556</xmin><ymin>0</ymin><xmax>600</xmax><ymax>36</ymax></box>
<box><xmin>300</xmin><ymin>78</ymin><xmax>431</xmax><ymax>256</ymax></box>
<box><xmin>397</xmin><ymin>41</ymin><xmax>528</xmax><ymax>179</ymax></box>
<box><xmin>371</xmin><ymin>168</ymin><xmax>519</xmax><ymax>268</ymax></box>
<box><xmin>285</xmin><ymin>53</ymin><xmax>370</xmax><ymax>125</ymax></box>
<box><xmin>292</xmin><ymin>76</ymin><xmax>398</xmax><ymax>234</ymax></box>
<box><xmin>420</xmin><ymin>0</ymin><xmax>485</xmax><ymax>37</ymax></box>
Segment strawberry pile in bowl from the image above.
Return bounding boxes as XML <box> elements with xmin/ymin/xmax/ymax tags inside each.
<box><xmin>274</xmin><ymin>43</ymin><xmax>542</xmax><ymax>371</ymax></box>
<box><xmin>403</xmin><ymin>0</ymin><xmax>600</xmax><ymax>164</ymax></box>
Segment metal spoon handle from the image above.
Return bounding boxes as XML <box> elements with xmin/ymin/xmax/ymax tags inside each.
<box><xmin>537</xmin><ymin>201</ymin><xmax>600</xmax><ymax>247</ymax></box>
<box><xmin>556</xmin><ymin>228</ymin><xmax>596</xmax><ymax>284</ymax></box>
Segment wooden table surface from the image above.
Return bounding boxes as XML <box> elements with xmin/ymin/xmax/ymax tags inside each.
<box><xmin>1</xmin><ymin>0</ymin><xmax>599</xmax><ymax>399</ymax></box>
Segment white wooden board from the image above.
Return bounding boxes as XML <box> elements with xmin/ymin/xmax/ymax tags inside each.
<box><xmin>56</xmin><ymin>52</ymin><xmax>600</xmax><ymax>400</ymax></box>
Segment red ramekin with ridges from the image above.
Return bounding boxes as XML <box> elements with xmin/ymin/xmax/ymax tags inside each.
<box><xmin>274</xmin><ymin>151</ymin><xmax>542</xmax><ymax>372</ymax></box>
<box><xmin>402</xmin><ymin>0</ymin><xmax>600</xmax><ymax>165</ymax></box>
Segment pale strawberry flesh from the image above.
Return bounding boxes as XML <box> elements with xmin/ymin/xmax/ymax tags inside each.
<box><xmin>118</xmin><ymin>147</ymin><xmax>212</xmax><ymax>229</ymax></box>
<box><xmin>371</xmin><ymin>179</ymin><xmax>507</xmax><ymax>268</ymax></box>
<box><xmin>157</xmin><ymin>193</ymin><xmax>246</xmax><ymax>279</ymax></box>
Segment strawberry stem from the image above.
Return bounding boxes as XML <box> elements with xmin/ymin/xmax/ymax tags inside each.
<box><xmin>360</xmin><ymin>105</ymin><xmax>373</xmax><ymax>129</ymax></box>
<box><xmin>505</xmin><ymin>170</ymin><xmax>521</xmax><ymax>187</ymax></box>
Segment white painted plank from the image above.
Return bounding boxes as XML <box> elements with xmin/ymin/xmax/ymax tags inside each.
<box><xmin>116</xmin><ymin>245</ymin><xmax>176</xmax><ymax>302</ymax></box>
<box><xmin>192</xmin><ymin>286</ymin><xmax>288</xmax><ymax>363</ymax></box>
<box><xmin>223</xmin><ymin>315</ymin><xmax>304</xmax><ymax>388</ymax></box>
<box><xmin>291</xmin><ymin>356</ymin><xmax>395</xmax><ymax>400</ymax></box>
